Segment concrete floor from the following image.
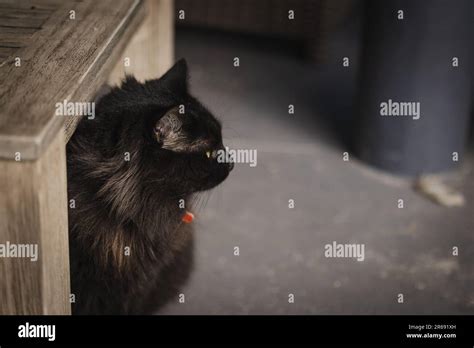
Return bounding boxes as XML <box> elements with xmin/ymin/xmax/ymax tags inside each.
<box><xmin>156</xmin><ymin>28</ymin><xmax>474</xmax><ymax>314</ymax></box>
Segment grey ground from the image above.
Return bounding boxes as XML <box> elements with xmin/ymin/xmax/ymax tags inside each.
<box><xmin>156</xmin><ymin>28</ymin><xmax>474</xmax><ymax>314</ymax></box>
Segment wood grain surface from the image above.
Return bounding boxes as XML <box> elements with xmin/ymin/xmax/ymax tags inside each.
<box><xmin>109</xmin><ymin>0</ymin><xmax>175</xmax><ymax>85</ymax></box>
<box><xmin>0</xmin><ymin>0</ymin><xmax>145</xmax><ymax>159</ymax></box>
<box><xmin>0</xmin><ymin>131</ymin><xmax>70</xmax><ymax>314</ymax></box>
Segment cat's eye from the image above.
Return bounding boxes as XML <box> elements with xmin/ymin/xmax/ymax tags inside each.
<box><xmin>206</xmin><ymin>151</ymin><xmax>211</xmax><ymax>158</ymax></box>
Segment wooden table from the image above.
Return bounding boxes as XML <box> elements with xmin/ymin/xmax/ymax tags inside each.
<box><xmin>0</xmin><ymin>0</ymin><xmax>174</xmax><ymax>314</ymax></box>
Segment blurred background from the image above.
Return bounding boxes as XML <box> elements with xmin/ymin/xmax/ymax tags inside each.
<box><xmin>155</xmin><ymin>0</ymin><xmax>474</xmax><ymax>314</ymax></box>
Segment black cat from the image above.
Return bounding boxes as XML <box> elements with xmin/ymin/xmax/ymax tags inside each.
<box><xmin>66</xmin><ymin>59</ymin><xmax>232</xmax><ymax>314</ymax></box>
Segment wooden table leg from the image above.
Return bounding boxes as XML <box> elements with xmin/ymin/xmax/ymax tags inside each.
<box><xmin>109</xmin><ymin>0</ymin><xmax>175</xmax><ymax>84</ymax></box>
<box><xmin>0</xmin><ymin>131</ymin><xmax>71</xmax><ymax>314</ymax></box>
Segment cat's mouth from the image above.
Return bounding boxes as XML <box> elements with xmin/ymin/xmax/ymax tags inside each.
<box><xmin>184</xmin><ymin>146</ymin><xmax>233</xmax><ymax>193</ymax></box>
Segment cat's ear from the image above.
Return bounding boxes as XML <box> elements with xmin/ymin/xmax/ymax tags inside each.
<box><xmin>159</xmin><ymin>58</ymin><xmax>188</xmax><ymax>94</ymax></box>
<box><xmin>120</xmin><ymin>75</ymin><xmax>141</xmax><ymax>90</ymax></box>
<box><xmin>154</xmin><ymin>106</ymin><xmax>183</xmax><ymax>148</ymax></box>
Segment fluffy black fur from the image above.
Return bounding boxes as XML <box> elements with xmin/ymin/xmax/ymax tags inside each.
<box><xmin>67</xmin><ymin>59</ymin><xmax>232</xmax><ymax>314</ymax></box>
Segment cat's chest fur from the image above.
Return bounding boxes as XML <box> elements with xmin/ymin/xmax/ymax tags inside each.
<box><xmin>67</xmin><ymin>194</ymin><xmax>193</xmax><ymax>314</ymax></box>
<box><xmin>66</xmin><ymin>148</ymin><xmax>194</xmax><ymax>314</ymax></box>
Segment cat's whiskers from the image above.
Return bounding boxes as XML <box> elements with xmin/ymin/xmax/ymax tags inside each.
<box><xmin>192</xmin><ymin>190</ymin><xmax>212</xmax><ymax>216</ymax></box>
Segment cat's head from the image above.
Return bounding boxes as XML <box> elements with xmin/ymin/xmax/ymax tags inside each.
<box><xmin>96</xmin><ymin>59</ymin><xmax>233</xmax><ymax>197</ymax></box>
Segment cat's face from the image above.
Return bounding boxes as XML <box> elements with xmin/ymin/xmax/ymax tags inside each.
<box><xmin>113</xmin><ymin>59</ymin><xmax>233</xmax><ymax>196</ymax></box>
<box><xmin>151</xmin><ymin>104</ymin><xmax>233</xmax><ymax>193</ymax></box>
